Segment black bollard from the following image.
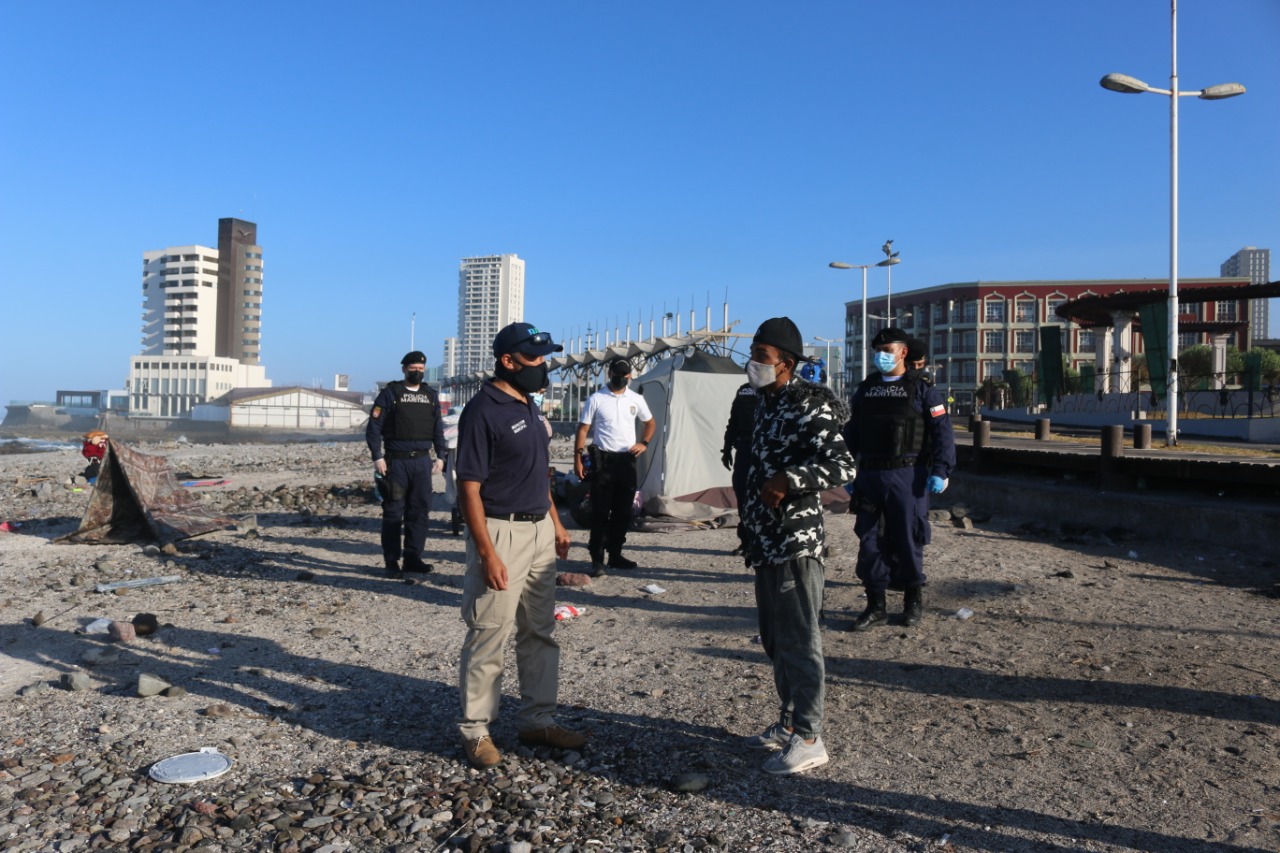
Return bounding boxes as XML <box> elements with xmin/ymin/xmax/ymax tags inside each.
<box><xmin>1134</xmin><ymin>423</ymin><xmax>1152</xmax><ymax>450</ymax></box>
<box><xmin>1035</xmin><ymin>418</ymin><xmax>1051</xmax><ymax>440</ymax></box>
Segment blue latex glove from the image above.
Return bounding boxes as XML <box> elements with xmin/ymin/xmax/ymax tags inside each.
<box><xmin>927</xmin><ymin>475</ymin><xmax>948</xmax><ymax>494</ymax></box>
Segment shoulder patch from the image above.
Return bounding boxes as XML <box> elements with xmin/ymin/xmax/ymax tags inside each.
<box><xmin>929</xmin><ymin>404</ymin><xmax>946</xmax><ymax>418</ymax></box>
<box><xmin>371</xmin><ymin>405</ymin><xmax>383</xmax><ymax>419</ymax></box>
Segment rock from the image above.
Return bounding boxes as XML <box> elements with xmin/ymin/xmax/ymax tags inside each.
<box><xmin>70</xmin><ymin>574</ymin><xmax>86</xmax><ymax>587</ymax></box>
<box><xmin>60</xmin><ymin>672</ymin><xmax>92</xmax><ymax>692</ymax></box>
<box><xmin>950</xmin><ymin>504</ymin><xmax>969</xmax><ymax>519</ymax></box>
<box><xmin>161</xmin><ymin>543</ymin><xmax>180</xmax><ymax>556</ymax></box>
<box><xmin>556</xmin><ymin>572</ymin><xmax>593</xmax><ymax>587</ymax></box>
<box><xmin>108</xmin><ymin>621</ymin><xmax>137</xmax><ymax>643</ymax></box>
<box><xmin>927</xmin><ymin>509</ymin><xmax>951</xmax><ymax>523</ymax></box>
<box><xmin>1055</xmin><ymin>570</ymin><xmax>1075</xmax><ymax>579</ymax></box>
<box><xmin>163</xmin><ymin>686</ymin><xmax>187</xmax><ymax>698</ymax></box>
<box><xmin>80</xmin><ymin>647</ymin><xmax>119</xmax><ymax>667</ymax></box>
<box><xmin>671</xmin><ymin>772</ymin><xmax>709</xmax><ymax>793</ymax></box>
<box><xmin>296</xmin><ymin>571</ymin><xmax>316</xmax><ymax>582</ymax></box>
<box><xmin>30</xmin><ymin>611</ymin><xmax>45</xmax><ymax>627</ymax></box>
<box><xmin>309</xmin><ymin>627</ymin><xmax>333</xmax><ymax>639</ymax></box>
<box><xmin>825</xmin><ymin>829</ymin><xmax>860</xmax><ymax>847</ymax></box>
<box><xmin>142</xmin><ymin>545</ymin><xmax>161</xmax><ymax>557</ymax></box>
<box><xmin>204</xmin><ymin>704</ymin><xmax>236</xmax><ymax>718</ymax></box>
<box><xmin>136</xmin><ymin>673</ymin><xmax>172</xmax><ymax>697</ymax></box>
<box><xmin>18</xmin><ymin>681</ymin><xmax>49</xmax><ymax>697</ymax></box>
<box><xmin>954</xmin><ymin>516</ymin><xmax>974</xmax><ymax>530</ymax></box>
<box><xmin>132</xmin><ymin>613</ymin><xmax>160</xmax><ymax>636</ymax></box>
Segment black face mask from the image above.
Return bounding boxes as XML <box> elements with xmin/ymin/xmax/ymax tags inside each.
<box><xmin>404</xmin><ymin>370</ymin><xmax>425</xmax><ymax>385</ymax></box>
<box><xmin>609</xmin><ymin>374</ymin><xmax>628</xmax><ymax>390</ymax></box>
<box><xmin>497</xmin><ymin>361</ymin><xmax>548</xmax><ymax>396</ymax></box>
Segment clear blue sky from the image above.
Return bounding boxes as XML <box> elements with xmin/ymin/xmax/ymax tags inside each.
<box><xmin>1</xmin><ymin>1</ymin><xmax>1276</xmax><ymax>403</ymax></box>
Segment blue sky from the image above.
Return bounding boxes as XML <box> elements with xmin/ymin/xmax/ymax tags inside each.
<box><xmin>1</xmin><ymin>1</ymin><xmax>1276</xmax><ymax>403</ymax></box>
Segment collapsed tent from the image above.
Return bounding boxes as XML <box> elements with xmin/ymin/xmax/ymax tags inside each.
<box><xmin>634</xmin><ymin>350</ymin><xmax>743</xmax><ymax>509</ymax></box>
<box><xmin>57</xmin><ymin>441</ymin><xmax>232</xmax><ymax>545</ymax></box>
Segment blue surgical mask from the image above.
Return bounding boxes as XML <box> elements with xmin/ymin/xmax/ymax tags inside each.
<box><xmin>874</xmin><ymin>352</ymin><xmax>899</xmax><ymax>374</ymax></box>
<box><xmin>531</xmin><ymin>393</ymin><xmax>545</xmax><ymax>409</ymax></box>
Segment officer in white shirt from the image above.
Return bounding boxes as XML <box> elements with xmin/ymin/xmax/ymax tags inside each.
<box><xmin>574</xmin><ymin>358</ymin><xmax>656</xmax><ymax>575</ymax></box>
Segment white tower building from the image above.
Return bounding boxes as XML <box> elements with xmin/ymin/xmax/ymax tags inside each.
<box><xmin>457</xmin><ymin>254</ymin><xmax>525</xmax><ymax>376</ymax></box>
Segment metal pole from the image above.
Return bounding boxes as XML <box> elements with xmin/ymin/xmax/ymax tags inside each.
<box><xmin>886</xmin><ymin>263</ymin><xmax>892</xmax><ymax>322</ymax></box>
<box><xmin>1167</xmin><ymin>0</ymin><xmax>1180</xmax><ymax>446</ymax></box>
<box><xmin>861</xmin><ymin>266</ymin><xmax>868</xmax><ymax>380</ymax></box>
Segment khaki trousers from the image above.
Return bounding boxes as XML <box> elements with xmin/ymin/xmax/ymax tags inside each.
<box><xmin>458</xmin><ymin>515</ymin><xmax>560</xmax><ymax>738</ymax></box>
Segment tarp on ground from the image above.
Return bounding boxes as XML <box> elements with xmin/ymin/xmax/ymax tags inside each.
<box><xmin>57</xmin><ymin>441</ymin><xmax>232</xmax><ymax>545</ymax></box>
<box><xmin>633</xmin><ymin>351</ymin><xmax>743</xmax><ymax>508</ymax></box>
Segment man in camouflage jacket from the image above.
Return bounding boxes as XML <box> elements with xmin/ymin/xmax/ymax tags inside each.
<box><xmin>739</xmin><ymin>317</ymin><xmax>856</xmax><ymax>775</ymax></box>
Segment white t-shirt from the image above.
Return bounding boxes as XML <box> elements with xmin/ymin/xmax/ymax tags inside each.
<box><xmin>580</xmin><ymin>386</ymin><xmax>653</xmax><ymax>452</ymax></box>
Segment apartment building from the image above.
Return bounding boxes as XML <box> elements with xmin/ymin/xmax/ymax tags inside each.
<box><xmin>844</xmin><ymin>278</ymin><xmax>1248</xmax><ymax>410</ymax></box>
<box><xmin>130</xmin><ymin>217</ymin><xmax>270</xmax><ymax>417</ymax></box>
<box><xmin>1221</xmin><ymin>247</ymin><xmax>1272</xmax><ymax>345</ymax></box>
<box><xmin>456</xmin><ymin>254</ymin><xmax>524</xmax><ymax>376</ymax></box>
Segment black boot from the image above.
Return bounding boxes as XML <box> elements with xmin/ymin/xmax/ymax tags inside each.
<box><xmin>903</xmin><ymin>585</ymin><xmax>924</xmax><ymax>627</ymax></box>
<box><xmin>850</xmin><ymin>590</ymin><xmax>887</xmax><ymax>632</ymax></box>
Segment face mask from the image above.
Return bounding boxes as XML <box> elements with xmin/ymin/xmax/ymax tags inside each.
<box><xmin>498</xmin><ymin>361</ymin><xmax>549</xmax><ymax>395</ymax></box>
<box><xmin>404</xmin><ymin>370</ymin><xmax>425</xmax><ymax>385</ymax></box>
<box><xmin>874</xmin><ymin>352</ymin><xmax>899</xmax><ymax>374</ymax></box>
<box><xmin>531</xmin><ymin>393</ymin><xmax>545</xmax><ymax>408</ymax></box>
<box><xmin>609</xmin><ymin>374</ymin><xmax>628</xmax><ymax>390</ymax></box>
<box><xmin>746</xmin><ymin>359</ymin><xmax>776</xmax><ymax>389</ymax></box>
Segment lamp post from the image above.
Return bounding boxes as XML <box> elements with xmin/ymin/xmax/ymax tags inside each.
<box><xmin>1099</xmin><ymin>0</ymin><xmax>1245</xmax><ymax>446</ymax></box>
<box><xmin>830</xmin><ymin>255</ymin><xmax>903</xmax><ymax>381</ymax></box>
<box><xmin>881</xmin><ymin>240</ymin><xmax>901</xmax><ymax>320</ymax></box>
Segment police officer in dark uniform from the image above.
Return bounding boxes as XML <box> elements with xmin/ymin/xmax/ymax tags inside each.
<box><xmin>844</xmin><ymin>327</ymin><xmax>955</xmax><ymax>630</ymax></box>
<box><xmin>721</xmin><ymin>381</ymin><xmax>758</xmax><ymax>556</ymax></box>
<box><xmin>366</xmin><ymin>351</ymin><xmax>448</xmax><ymax>575</ymax></box>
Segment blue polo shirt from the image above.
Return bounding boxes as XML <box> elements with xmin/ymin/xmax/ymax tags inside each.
<box><xmin>455</xmin><ymin>380</ymin><xmax>551</xmax><ymax>516</ymax></box>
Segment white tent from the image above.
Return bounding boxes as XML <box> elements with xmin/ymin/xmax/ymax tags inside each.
<box><xmin>634</xmin><ymin>350</ymin><xmax>744</xmax><ymax>507</ymax></box>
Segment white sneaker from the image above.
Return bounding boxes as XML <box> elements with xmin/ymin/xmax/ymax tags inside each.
<box><xmin>745</xmin><ymin>722</ymin><xmax>791</xmax><ymax>750</ymax></box>
<box><xmin>763</xmin><ymin>734</ymin><xmax>829</xmax><ymax>775</ymax></box>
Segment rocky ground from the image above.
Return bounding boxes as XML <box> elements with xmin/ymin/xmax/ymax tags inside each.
<box><xmin>0</xmin><ymin>438</ymin><xmax>1277</xmax><ymax>853</ymax></box>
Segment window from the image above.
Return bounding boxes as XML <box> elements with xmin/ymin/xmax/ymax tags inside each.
<box><xmin>1078</xmin><ymin>330</ymin><xmax>1096</xmax><ymax>351</ymax></box>
<box><xmin>1015</xmin><ymin>300</ymin><xmax>1037</xmax><ymax>322</ymax></box>
<box><xmin>961</xmin><ymin>300</ymin><xmax>978</xmax><ymax>323</ymax></box>
<box><xmin>983</xmin><ymin>330</ymin><xmax>1004</xmax><ymax>352</ymax></box>
<box><xmin>985</xmin><ymin>299</ymin><xmax>1005</xmax><ymax>323</ymax></box>
<box><xmin>1046</xmin><ymin>298</ymin><xmax>1066</xmax><ymax>320</ymax></box>
<box><xmin>932</xmin><ymin>302</ymin><xmax>948</xmax><ymax>324</ymax></box>
<box><xmin>1015</xmin><ymin>330</ymin><xmax>1036</xmax><ymax>353</ymax></box>
<box><xmin>932</xmin><ymin>331</ymin><xmax>947</xmax><ymax>353</ymax></box>
<box><xmin>1215</xmin><ymin>300</ymin><xmax>1238</xmax><ymax>321</ymax></box>
<box><xmin>982</xmin><ymin>361</ymin><xmax>1002</xmax><ymax>380</ymax></box>
<box><xmin>957</xmin><ymin>330</ymin><xmax>977</xmax><ymax>353</ymax></box>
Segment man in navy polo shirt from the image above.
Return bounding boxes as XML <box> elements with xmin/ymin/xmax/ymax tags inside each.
<box><xmin>454</xmin><ymin>322</ymin><xmax>584</xmax><ymax>769</ymax></box>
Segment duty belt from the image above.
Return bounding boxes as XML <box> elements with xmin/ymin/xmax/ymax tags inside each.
<box><xmin>384</xmin><ymin>449</ymin><xmax>431</xmax><ymax>460</ymax></box>
<box><xmin>485</xmin><ymin>512</ymin><xmax>546</xmax><ymax>523</ymax></box>
<box><xmin>857</xmin><ymin>455</ymin><xmax>919</xmax><ymax>472</ymax></box>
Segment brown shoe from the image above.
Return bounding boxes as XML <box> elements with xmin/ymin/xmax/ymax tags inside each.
<box><xmin>462</xmin><ymin>734</ymin><xmax>501</xmax><ymax>768</ymax></box>
<box><xmin>518</xmin><ymin>724</ymin><xmax>586</xmax><ymax>750</ymax></box>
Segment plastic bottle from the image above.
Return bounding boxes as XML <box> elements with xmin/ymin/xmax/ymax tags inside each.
<box><xmin>373</xmin><ymin>471</ymin><xmax>386</xmax><ymax>502</ymax></box>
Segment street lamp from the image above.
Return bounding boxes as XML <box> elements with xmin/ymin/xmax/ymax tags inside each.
<box><xmin>881</xmin><ymin>240</ymin><xmax>901</xmax><ymax>320</ymax></box>
<box><xmin>830</xmin><ymin>255</ymin><xmax>903</xmax><ymax>380</ymax></box>
<box><xmin>1099</xmin><ymin>0</ymin><xmax>1245</xmax><ymax>446</ymax></box>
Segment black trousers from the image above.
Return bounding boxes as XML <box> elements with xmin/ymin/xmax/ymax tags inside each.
<box><xmin>381</xmin><ymin>455</ymin><xmax>433</xmax><ymax>565</ymax></box>
<box><xmin>588</xmin><ymin>448</ymin><xmax>637</xmax><ymax>561</ymax></box>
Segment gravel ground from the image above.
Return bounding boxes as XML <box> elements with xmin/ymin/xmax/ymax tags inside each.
<box><xmin>0</xmin><ymin>439</ymin><xmax>1277</xmax><ymax>852</ymax></box>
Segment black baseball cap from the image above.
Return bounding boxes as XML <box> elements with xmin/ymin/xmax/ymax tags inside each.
<box><xmin>752</xmin><ymin>317</ymin><xmax>809</xmax><ymax>361</ymax></box>
<box><xmin>492</xmin><ymin>323</ymin><xmax>564</xmax><ymax>357</ymax></box>
<box><xmin>871</xmin><ymin>327</ymin><xmax>909</xmax><ymax>348</ymax></box>
<box><xmin>608</xmin><ymin>358</ymin><xmax>632</xmax><ymax>375</ymax></box>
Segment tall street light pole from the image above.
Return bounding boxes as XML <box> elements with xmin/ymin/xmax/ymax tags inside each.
<box><xmin>1100</xmin><ymin>0</ymin><xmax>1245</xmax><ymax>446</ymax></box>
<box><xmin>881</xmin><ymin>240</ymin><xmax>901</xmax><ymax>320</ymax></box>
<box><xmin>830</xmin><ymin>255</ymin><xmax>902</xmax><ymax>381</ymax></box>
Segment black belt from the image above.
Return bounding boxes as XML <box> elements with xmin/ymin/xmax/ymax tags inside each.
<box><xmin>384</xmin><ymin>450</ymin><xmax>432</xmax><ymax>460</ymax></box>
<box><xmin>485</xmin><ymin>512</ymin><xmax>546</xmax><ymax>523</ymax></box>
<box><xmin>858</xmin><ymin>456</ymin><xmax>919</xmax><ymax>472</ymax></box>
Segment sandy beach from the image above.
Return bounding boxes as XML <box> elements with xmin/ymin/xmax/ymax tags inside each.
<box><xmin>0</xmin><ymin>438</ymin><xmax>1276</xmax><ymax>852</ymax></box>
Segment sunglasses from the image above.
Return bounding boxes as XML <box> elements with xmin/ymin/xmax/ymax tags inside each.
<box><xmin>517</xmin><ymin>331</ymin><xmax>553</xmax><ymax>348</ymax></box>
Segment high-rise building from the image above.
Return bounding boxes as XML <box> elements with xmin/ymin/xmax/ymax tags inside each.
<box><xmin>456</xmin><ymin>254</ymin><xmax>525</xmax><ymax>375</ymax></box>
<box><xmin>443</xmin><ymin>337</ymin><xmax>459</xmax><ymax>378</ymax></box>
<box><xmin>1221</xmin><ymin>247</ymin><xmax>1271</xmax><ymax>343</ymax></box>
<box><xmin>130</xmin><ymin>218</ymin><xmax>270</xmax><ymax>417</ymax></box>
<box><xmin>216</xmin><ymin>218</ymin><xmax>264</xmax><ymax>364</ymax></box>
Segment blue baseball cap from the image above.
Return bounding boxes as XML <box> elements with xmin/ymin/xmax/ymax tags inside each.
<box><xmin>492</xmin><ymin>323</ymin><xmax>563</xmax><ymax>357</ymax></box>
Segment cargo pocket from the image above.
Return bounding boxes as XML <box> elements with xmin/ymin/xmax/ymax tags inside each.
<box><xmin>914</xmin><ymin>502</ymin><xmax>932</xmax><ymax>547</ymax></box>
